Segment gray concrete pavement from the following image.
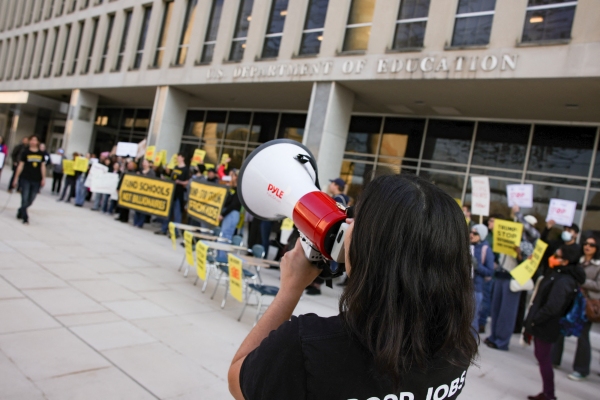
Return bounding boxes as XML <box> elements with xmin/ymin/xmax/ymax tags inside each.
<box><xmin>0</xmin><ymin>175</ymin><xmax>599</xmax><ymax>399</ymax></box>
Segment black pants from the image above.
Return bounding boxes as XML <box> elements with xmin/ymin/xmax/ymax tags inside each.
<box><xmin>117</xmin><ymin>206</ymin><xmax>130</xmax><ymax>223</ymax></box>
<box><xmin>9</xmin><ymin>164</ymin><xmax>20</xmax><ymax>190</ymax></box>
<box><xmin>551</xmin><ymin>320</ymin><xmax>593</xmax><ymax>376</ymax></box>
<box><xmin>52</xmin><ymin>172</ymin><xmax>63</xmax><ymax>193</ymax></box>
<box><xmin>59</xmin><ymin>176</ymin><xmax>76</xmax><ymax>201</ymax></box>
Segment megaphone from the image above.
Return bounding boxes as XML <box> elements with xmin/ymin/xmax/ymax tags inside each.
<box><xmin>238</xmin><ymin>139</ymin><xmax>349</xmax><ymax>273</ymax></box>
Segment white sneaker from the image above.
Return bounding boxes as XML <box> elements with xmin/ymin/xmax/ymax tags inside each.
<box><xmin>567</xmin><ymin>372</ymin><xmax>586</xmax><ymax>381</ymax></box>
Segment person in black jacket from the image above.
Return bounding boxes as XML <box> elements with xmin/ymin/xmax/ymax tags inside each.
<box><xmin>524</xmin><ymin>245</ymin><xmax>586</xmax><ymax>400</ymax></box>
<box><xmin>8</xmin><ymin>136</ymin><xmax>28</xmax><ymax>192</ymax></box>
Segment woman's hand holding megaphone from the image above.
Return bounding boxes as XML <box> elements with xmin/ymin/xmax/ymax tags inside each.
<box><xmin>279</xmin><ymin>240</ymin><xmax>322</xmax><ymax>297</ymax></box>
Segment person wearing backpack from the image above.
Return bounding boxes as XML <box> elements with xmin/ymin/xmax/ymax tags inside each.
<box><xmin>551</xmin><ymin>235</ymin><xmax>600</xmax><ymax>381</ymax></box>
<box><xmin>524</xmin><ymin>245</ymin><xmax>586</xmax><ymax>400</ymax></box>
<box><xmin>470</xmin><ymin>224</ymin><xmax>495</xmax><ymax>334</ymax></box>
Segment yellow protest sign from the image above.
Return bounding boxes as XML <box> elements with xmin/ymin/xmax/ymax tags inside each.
<box><xmin>118</xmin><ymin>174</ymin><xmax>175</xmax><ymax>218</ymax></box>
<box><xmin>168</xmin><ymin>222</ymin><xmax>176</xmax><ymax>250</ymax></box>
<box><xmin>281</xmin><ymin>218</ymin><xmax>294</xmax><ymax>231</ymax></box>
<box><xmin>510</xmin><ymin>240</ymin><xmax>549</xmax><ymax>285</ymax></box>
<box><xmin>184</xmin><ymin>231</ymin><xmax>194</xmax><ymax>266</ymax></box>
<box><xmin>187</xmin><ymin>181</ymin><xmax>228</xmax><ymax>226</ymax></box>
<box><xmin>204</xmin><ymin>163</ymin><xmax>215</xmax><ymax>171</ymax></box>
<box><xmin>63</xmin><ymin>160</ymin><xmax>75</xmax><ymax>176</ymax></box>
<box><xmin>195</xmin><ymin>240</ymin><xmax>208</xmax><ymax>281</ymax></box>
<box><xmin>154</xmin><ymin>150</ymin><xmax>167</xmax><ymax>167</ymax></box>
<box><xmin>493</xmin><ymin>219</ymin><xmax>524</xmax><ymax>258</ymax></box>
<box><xmin>145</xmin><ymin>146</ymin><xmax>156</xmax><ymax>161</ymax></box>
<box><xmin>454</xmin><ymin>198</ymin><xmax>463</xmax><ymax>208</ymax></box>
<box><xmin>74</xmin><ymin>157</ymin><xmax>88</xmax><ymax>172</ymax></box>
<box><xmin>191</xmin><ymin>149</ymin><xmax>206</xmax><ymax>167</ymax></box>
<box><xmin>228</xmin><ymin>253</ymin><xmax>244</xmax><ymax>302</ymax></box>
<box><xmin>167</xmin><ymin>154</ymin><xmax>177</xmax><ymax>170</ymax></box>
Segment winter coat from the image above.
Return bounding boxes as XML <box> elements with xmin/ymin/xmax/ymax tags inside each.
<box><xmin>524</xmin><ymin>264</ymin><xmax>586</xmax><ymax>343</ymax></box>
<box><xmin>580</xmin><ymin>257</ymin><xmax>600</xmax><ymax>300</ymax></box>
<box><xmin>472</xmin><ymin>240</ymin><xmax>494</xmax><ymax>292</ymax></box>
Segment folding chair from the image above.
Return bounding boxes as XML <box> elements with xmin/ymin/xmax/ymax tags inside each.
<box><xmin>238</xmin><ymin>283</ymin><xmax>279</xmax><ymax>325</ymax></box>
<box><xmin>210</xmin><ymin>255</ymin><xmax>257</xmax><ymax>309</ymax></box>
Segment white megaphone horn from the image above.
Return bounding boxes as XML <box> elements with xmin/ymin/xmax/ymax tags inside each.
<box><xmin>238</xmin><ymin>139</ymin><xmax>348</xmax><ymax>267</ymax></box>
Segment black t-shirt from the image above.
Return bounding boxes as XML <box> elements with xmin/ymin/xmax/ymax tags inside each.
<box><xmin>171</xmin><ymin>166</ymin><xmax>190</xmax><ymax>198</ymax></box>
<box><xmin>240</xmin><ymin>314</ymin><xmax>469</xmax><ymax>400</ymax></box>
<box><xmin>20</xmin><ymin>149</ymin><xmax>44</xmax><ymax>182</ymax></box>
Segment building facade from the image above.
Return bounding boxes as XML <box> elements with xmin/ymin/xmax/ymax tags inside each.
<box><xmin>1</xmin><ymin>0</ymin><xmax>599</xmax><ymax>233</ymax></box>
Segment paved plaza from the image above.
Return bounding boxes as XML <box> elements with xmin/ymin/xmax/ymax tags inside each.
<box><xmin>0</xmin><ymin>175</ymin><xmax>599</xmax><ymax>400</ymax></box>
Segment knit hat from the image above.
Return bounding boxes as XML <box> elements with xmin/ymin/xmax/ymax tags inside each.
<box><xmin>524</xmin><ymin>215</ymin><xmax>538</xmax><ymax>226</ymax></box>
<box><xmin>472</xmin><ymin>224</ymin><xmax>489</xmax><ymax>242</ymax></box>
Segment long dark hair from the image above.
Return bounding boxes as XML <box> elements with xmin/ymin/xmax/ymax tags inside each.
<box><xmin>339</xmin><ymin>174</ymin><xmax>477</xmax><ymax>385</ymax></box>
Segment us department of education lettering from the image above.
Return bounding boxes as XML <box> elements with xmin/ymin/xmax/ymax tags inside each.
<box><xmin>117</xmin><ymin>174</ymin><xmax>175</xmax><ymax>218</ymax></box>
<box><xmin>348</xmin><ymin>370</ymin><xmax>467</xmax><ymax>400</ymax></box>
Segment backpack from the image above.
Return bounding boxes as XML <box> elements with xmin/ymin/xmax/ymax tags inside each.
<box><xmin>559</xmin><ymin>289</ymin><xmax>588</xmax><ymax>337</ymax></box>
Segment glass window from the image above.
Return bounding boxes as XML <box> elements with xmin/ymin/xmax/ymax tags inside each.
<box><xmin>250</xmin><ymin>112</ymin><xmax>279</xmax><ymax>144</ymax></box>
<box><xmin>299</xmin><ymin>0</ymin><xmax>330</xmax><ymax>56</ymax></box>
<box><xmin>83</xmin><ymin>18</ymin><xmax>98</xmax><ymax>74</ymax></box>
<box><xmin>522</xmin><ymin>0</ymin><xmax>577</xmax><ymax>43</ymax></box>
<box><xmin>45</xmin><ymin>28</ymin><xmax>58</xmax><ymax>77</ymax></box>
<box><xmin>200</xmin><ymin>0</ymin><xmax>224</xmax><ymax>63</ymax></box>
<box><xmin>133</xmin><ymin>6</ymin><xmax>152</xmax><ymax>70</ymax></box>
<box><xmin>583</xmin><ymin>190</ymin><xmax>600</xmax><ymax>234</ymax></box>
<box><xmin>98</xmin><ymin>14</ymin><xmax>115</xmax><ymax>73</ymax></box>
<box><xmin>70</xmin><ymin>21</ymin><xmax>84</xmax><ymax>75</ymax></box>
<box><xmin>451</xmin><ymin>0</ymin><xmax>496</xmax><ymax>47</ymax></box>
<box><xmin>121</xmin><ymin>108</ymin><xmax>135</xmax><ymax>130</ymax></box>
<box><xmin>133</xmin><ymin>109</ymin><xmax>151</xmax><ymax>131</ymax></box>
<box><xmin>176</xmin><ymin>0</ymin><xmax>198</xmax><ymax>65</ymax></box>
<box><xmin>262</xmin><ymin>0</ymin><xmax>289</xmax><ymax>59</ymax></box>
<box><xmin>153</xmin><ymin>1</ymin><xmax>174</xmax><ymax>67</ymax></box>
<box><xmin>203</xmin><ymin>111</ymin><xmax>227</xmax><ymax>165</ymax></box>
<box><xmin>278</xmin><ymin>113</ymin><xmax>307</xmax><ymax>142</ymax></box>
<box><xmin>527</xmin><ymin>125</ymin><xmax>595</xmax><ymax>180</ymax></box>
<box><xmin>342</xmin><ymin>0</ymin><xmax>375</xmax><ymax>52</ymax></box>
<box><xmin>229</xmin><ymin>0</ymin><xmax>254</xmax><ymax>61</ymax></box>
<box><xmin>422</xmin><ymin>119</ymin><xmax>474</xmax><ymax>165</ymax></box>
<box><xmin>115</xmin><ymin>10</ymin><xmax>132</xmax><ymax>71</ymax></box>
<box><xmin>345</xmin><ymin>116</ymin><xmax>381</xmax><ymax>163</ymax></box>
<box><xmin>341</xmin><ymin>160</ymin><xmax>374</xmax><ymax>201</ymax></box>
<box><xmin>14</xmin><ymin>34</ymin><xmax>28</xmax><ymax>79</ymax></box>
<box><xmin>225</xmin><ymin>111</ymin><xmax>251</xmax><ymax>144</ymax></box>
<box><xmin>464</xmin><ymin>176</ymin><xmax>511</xmax><ymax>219</ymax></box>
<box><xmin>392</xmin><ymin>0</ymin><xmax>430</xmax><ymax>50</ymax></box>
<box><xmin>95</xmin><ymin>108</ymin><xmax>121</xmax><ymax>129</ymax></box>
<box><xmin>378</xmin><ymin>118</ymin><xmax>425</xmax><ymax>173</ymax></box>
<box><xmin>419</xmin><ymin>170</ymin><xmax>466</xmax><ymax>200</ymax></box>
<box><xmin>183</xmin><ymin>110</ymin><xmax>206</xmax><ymax>139</ymax></box>
<box><xmin>470</xmin><ymin>122</ymin><xmax>530</xmax><ymax>178</ymax></box>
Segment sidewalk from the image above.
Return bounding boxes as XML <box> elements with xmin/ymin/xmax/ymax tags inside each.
<box><xmin>0</xmin><ymin>176</ymin><xmax>599</xmax><ymax>399</ymax></box>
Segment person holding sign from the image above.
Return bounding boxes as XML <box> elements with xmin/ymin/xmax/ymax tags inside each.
<box><xmin>541</xmin><ymin>220</ymin><xmax>581</xmax><ymax>277</ymax></box>
<box><xmin>551</xmin><ymin>235</ymin><xmax>600</xmax><ymax>382</ymax></box>
<box><xmin>11</xmin><ymin>135</ymin><xmax>46</xmax><ymax>225</ymax></box>
<box><xmin>132</xmin><ymin>159</ymin><xmax>156</xmax><ymax>228</ymax></box>
<box><xmin>157</xmin><ymin>153</ymin><xmax>189</xmax><ymax>236</ymax></box>
<box><xmin>58</xmin><ymin>152</ymin><xmax>79</xmax><ymax>203</ymax></box>
<box><xmin>228</xmin><ymin>175</ymin><xmax>477</xmax><ymax>400</ymax></box>
<box><xmin>51</xmin><ymin>149</ymin><xmax>65</xmax><ymax>195</ymax></box>
<box><xmin>524</xmin><ymin>246</ymin><xmax>585</xmax><ymax>400</ymax></box>
<box><xmin>470</xmin><ymin>224</ymin><xmax>495</xmax><ymax>334</ymax></box>
<box><xmin>217</xmin><ymin>169</ymin><xmax>242</xmax><ymax>259</ymax></box>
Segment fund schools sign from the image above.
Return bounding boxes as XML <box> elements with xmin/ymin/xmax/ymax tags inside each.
<box><xmin>206</xmin><ymin>53</ymin><xmax>518</xmax><ymax>81</ymax></box>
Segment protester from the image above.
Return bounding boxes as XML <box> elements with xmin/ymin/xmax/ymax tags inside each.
<box><xmin>217</xmin><ymin>156</ymin><xmax>231</xmax><ymax>180</ymax></box>
<box><xmin>102</xmin><ymin>162</ymin><xmax>121</xmax><ymax>214</ymax></box>
<box><xmin>39</xmin><ymin>143</ymin><xmax>50</xmax><ymax>165</ymax></box>
<box><xmin>485</xmin><ymin>237</ymin><xmax>534</xmax><ymax>351</ymax></box>
<box><xmin>479</xmin><ymin>214</ymin><xmax>502</xmax><ymax>333</ymax></box>
<box><xmin>219</xmin><ymin>169</ymin><xmax>241</xmax><ymax>245</ymax></box>
<box><xmin>0</xmin><ymin>135</ymin><xmax>7</xmax><ymax>180</ymax></box>
<box><xmin>8</xmin><ymin>136</ymin><xmax>28</xmax><ymax>192</ymax></box>
<box><xmin>463</xmin><ymin>205</ymin><xmax>475</xmax><ymax>228</ymax></box>
<box><xmin>551</xmin><ymin>235</ymin><xmax>600</xmax><ymax>381</ymax></box>
<box><xmin>157</xmin><ymin>153</ymin><xmax>189</xmax><ymax>236</ymax></box>
<box><xmin>524</xmin><ymin>245</ymin><xmax>585</xmax><ymax>400</ymax></box>
<box><xmin>133</xmin><ymin>159</ymin><xmax>155</xmax><ymax>228</ymax></box>
<box><xmin>11</xmin><ymin>135</ymin><xmax>45</xmax><ymax>224</ymax></box>
<box><xmin>116</xmin><ymin>161</ymin><xmax>136</xmax><ymax>222</ymax></box>
<box><xmin>541</xmin><ymin>220</ymin><xmax>581</xmax><ymax>276</ymax></box>
<box><xmin>228</xmin><ymin>174</ymin><xmax>477</xmax><ymax>399</ymax></box>
<box><xmin>91</xmin><ymin>157</ymin><xmax>113</xmax><ymax>211</ymax></box>
<box><xmin>51</xmin><ymin>149</ymin><xmax>65</xmax><ymax>195</ymax></box>
<box><xmin>206</xmin><ymin>168</ymin><xmax>218</xmax><ymax>183</ymax></box>
<box><xmin>470</xmin><ymin>224</ymin><xmax>494</xmax><ymax>334</ymax></box>
<box><xmin>58</xmin><ymin>152</ymin><xmax>78</xmax><ymax>203</ymax></box>
<box><xmin>74</xmin><ymin>156</ymin><xmax>89</xmax><ymax>207</ymax></box>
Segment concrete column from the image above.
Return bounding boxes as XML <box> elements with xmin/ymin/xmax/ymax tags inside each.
<box><xmin>243</xmin><ymin>0</ymin><xmax>271</xmax><ymax>62</ymax></box>
<box><xmin>63</xmin><ymin>89</ymin><xmax>99</xmax><ymax>155</ymax></box>
<box><xmin>213</xmin><ymin>0</ymin><xmax>241</xmax><ymax>63</ymax></box>
<box><xmin>490</xmin><ymin>0</ymin><xmax>527</xmax><ymax>48</ymax></box>
<box><xmin>424</xmin><ymin>0</ymin><xmax>458</xmax><ymax>51</ymax></box>
<box><xmin>319</xmin><ymin>0</ymin><xmax>351</xmax><ymax>57</ymax></box>
<box><xmin>278</xmin><ymin>0</ymin><xmax>307</xmax><ymax>59</ymax></box>
<box><xmin>147</xmin><ymin>86</ymin><xmax>189</xmax><ymax>158</ymax></box>
<box><xmin>303</xmin><ymin>81</ymin><xmax>354</xmax><ymax>185</ymax></box>
<box><xmin>368</xmin><ymin>0</ymin><xmax>399</xmax><ymax>54</ymax></box>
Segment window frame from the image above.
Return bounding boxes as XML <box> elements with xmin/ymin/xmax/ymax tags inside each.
<box><xmin>521</xmin><ymin>0</ymin><xmax>578</xmax><ymax>44</ymax></box>
<box><xmin>133</xmin><ymin>5</ymin><xmax>152</xmax><ymax>70</ymax></box>
<box><xmin>115</xmin><ymin>9</ymin><xmax>133</xmax><ymax>72</ymax></box>
<box><xmin>152</xmin><ymin>0</ymin><xmax>174</xmax><ymax>68</ymax></box>
<box><xmin>298</xmin><ymin>0</ymin><xmax>330</xmax><ymax>56</ymax></box>
<box><xmin>450</xmin><ymin>0</ymin><xmax>497</xmax><ymax>48</ymax></box>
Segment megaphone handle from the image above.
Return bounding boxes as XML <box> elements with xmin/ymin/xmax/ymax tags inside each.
<box><xmin>299</xmin><ymin>234</ymin><xmax>324</xmax><ymax>263</ymax></box>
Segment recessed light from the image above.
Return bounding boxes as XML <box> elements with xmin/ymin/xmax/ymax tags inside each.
<box><xmin>530</xmin><ymin>16</ymin><xmax>544</xmax><ymax>24</ymax></box>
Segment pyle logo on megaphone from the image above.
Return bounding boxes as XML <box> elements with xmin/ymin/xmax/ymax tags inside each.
<box><xmin>238</xmin><ymin>139</ymin><xmax>349</xmax><ymax>275</ymax></box>
<box><xmin>267</xmin><ymin>183</ymin><xmax>284</xmax><ymax>200</ymax></box>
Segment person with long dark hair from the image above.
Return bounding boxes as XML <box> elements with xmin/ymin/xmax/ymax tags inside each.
<box><xmin>228</xmin><ymin>174</ymin><xmax>478</xmax><ymax>399</ymax></box>
<box><xmin>11</xmin><ymin>135</ymin><xmax>46</xmax><ymax>224</ymax></box>
<box><xmin>551</xmin><ymin>235</ymin><xmax>600</xmax><ymax>381</ymax></box>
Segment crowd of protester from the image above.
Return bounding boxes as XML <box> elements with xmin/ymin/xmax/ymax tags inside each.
<box><xmin>4</xmin><ymin>134</ymin><xmax>600</xmax><ymax>399</ymax></box>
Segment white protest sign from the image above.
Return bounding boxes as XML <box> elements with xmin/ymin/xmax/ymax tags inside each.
<box><xmin>50</xmin><ymin>154</ymin><xmax>62</xmax><ymax>165</ymax></box>
<box><xmin>90</xmin><ymin>172</ymin><xmax>119</xmax><ymax>195</ymax></box>
<box><xmin>85</xmin><ymin>163</ymin><xmax>109</xmax><ymax>188</ymax></box>
<box><xmin>116</xmin><ymin>142</ymin><xmax>138</xmax><ymax>157</ymax></box>
<box><xmin>546</xmin><ymin>198</ymin><xmax>577</xmax><ymax>227</ymax></box>
<box><xmin>470</xmin><ymin>176</ymin><xmax>490</xmax><ymax>216</ymax></box>
<box><xmin>507</xmin><ymin>184</ymin><xmax>534</xmax><ymax>208</ymax></box>
<box><xmin>0</xmin><ymin>153</ymin><xmax>5</xmax><ymax>169</ymax></box>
